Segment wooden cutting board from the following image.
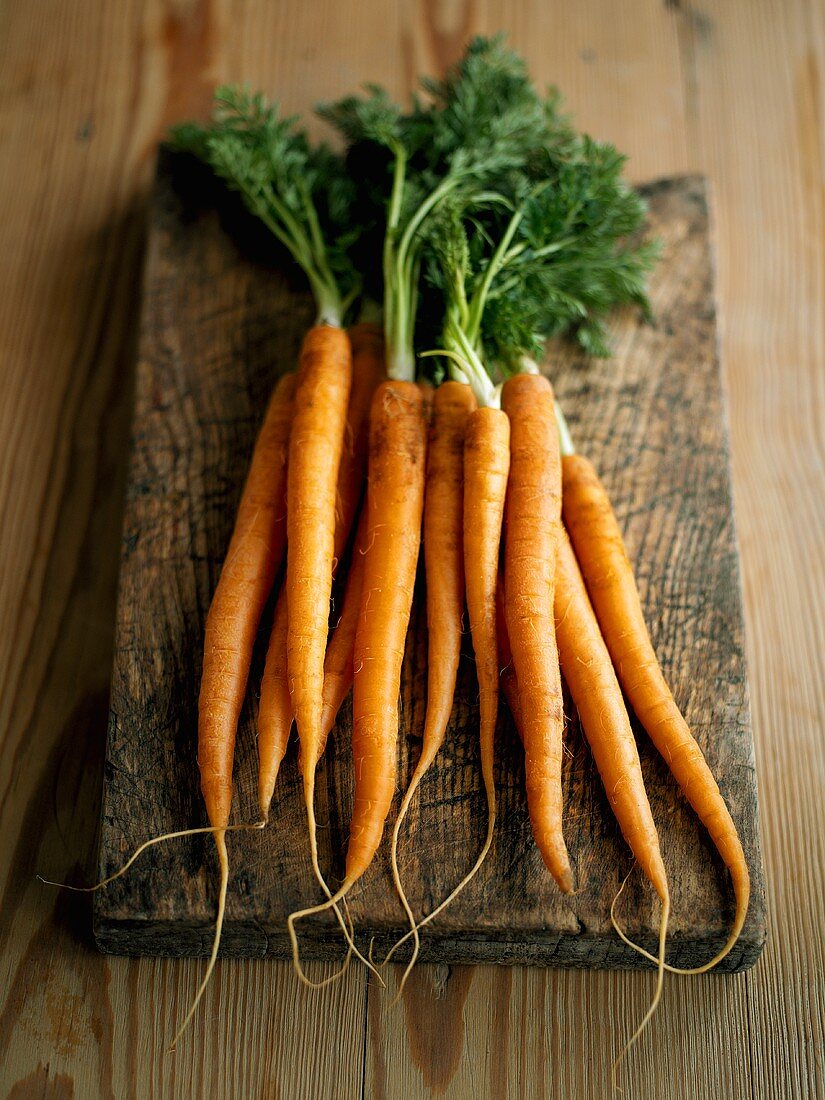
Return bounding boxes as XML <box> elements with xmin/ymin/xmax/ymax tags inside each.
<box><xmin>94</xmin><ymin>151</ymin><xmax>766</xmax><ymax>971</ymax></box>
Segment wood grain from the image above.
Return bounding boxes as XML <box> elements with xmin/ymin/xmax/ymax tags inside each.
<box><xmin>93</xmin><ymin>160</ymin><xmax>765</xmax><ymax>975</ymax></box>
<box><xmin>0</xmin><ymin>1</ymin><xmax>822</xmax><ymax>1098</ymax></box>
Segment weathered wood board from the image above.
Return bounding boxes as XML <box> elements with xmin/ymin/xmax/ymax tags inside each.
<box><xmin>94</xmin><ymin>152</ymin><xmax>766</xmax><ymax>971</ymax></box>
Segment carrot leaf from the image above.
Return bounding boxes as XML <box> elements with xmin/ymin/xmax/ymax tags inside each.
<box><xmin>412</xmin><ymin>40</ymin><xmax>659</xmax><ymax>386</ymax></box>
<box><xmin>171</xmin><ymin>87</ymin><xmax>360</xmax><ymax>327</ymax></box>
<box><xmin>317</xmin><ymin>37</ymin><xmax>556</xmax><ymax>381</ymax></box>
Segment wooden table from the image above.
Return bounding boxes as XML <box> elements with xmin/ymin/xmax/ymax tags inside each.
<box><xmin>1</xmin><ymin>2</ymin><xmax>822</xmax><ymax>1097</ymax></box>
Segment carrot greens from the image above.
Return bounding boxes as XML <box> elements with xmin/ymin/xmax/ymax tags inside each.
<box><xmin>318</xmin><ymin>37</ymin><xmax>555</xmax><ymax>380</ymax></box>
<box><xmin>171</xmin><ymin>88</ymin><xmax>360</xmax><ymax>327</ymax></box>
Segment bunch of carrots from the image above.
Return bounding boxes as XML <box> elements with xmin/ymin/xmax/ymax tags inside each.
<box><xmin>74</xmin><ymin>38</ymin><xmax>749</xmax><ymax>1063</ymax></box>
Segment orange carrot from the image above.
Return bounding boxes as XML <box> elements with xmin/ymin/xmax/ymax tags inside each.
<box><xmin>562</xmin><ymin>452</ymin><xmax>749</xmax><ymax>971</ymax></box>
<box><xmin>555</xmin><ymin>527</ymin><xmax>670</xmax><ymax>1064</ymax></box>
<box><xmin>384</xmin><ymin>401</ymin><xmax>511</xmax><ymax>980</ymax></box>
<box><xmin>288</xmin><ymin>380</ymin><xmax>427</xmax><ymax>956</ymax></box>
<box><xmin>287</xmin><ymin>324</ymin><xmax>352</xmax><ymax>786</ymax></box>
<box><xmin>348</xmin><ymin>380</ymin><xmax>427</xmax><ymax>880</ymax></box>
<box><xmin>281</xmin><ymin>324</ymin><xmax>370</xmax><ymax>981</ymax></box>
<box><xmin>502</xmin><ymin>373</ymin><xmax>572</xmax><ymax>893</ymax></box>
<box><xmin>170</xmin><ymin>370</ymin><xmax>296</xmax><ymax>1048</ymax></box>
<box><xmin>498</xmin><ymin>528</ymin><xmax>670</xmax><ymax>1072</ymax></box>
<box><xmin>555</xmin><ymin>528</ymin><xmax>669</xmax><ymax>906</ymax></box>
<box><xmin>464</xmin><ymin>407</ymin><xmax>511</xmax><ymax>816</ymax></box>
<box><xmin>199</xmin><ymin>370</ymin><xmax>296</xmax><ymax>832</ymax></box>
<box><xmin>265</xmin><ymin>326</ymin><xmax>383</xmax><ymax>980</ymax></box>
<box><xmin>258</xmin><ymin>325</ymin><xmax>383</xmax><ymax>821</ymax></box>
<box><xmin>387</xmin><ymin>381</ymin><xmax>476</xmax><ymax>973</ymax></box>
<box><xmin>169</xmin><ymin>85</ymin><xmax>367</xmax><ymax>1018</ymax></box>
<box><xmin>399</xmin><ymin>382</ymin><xmax>475</xmax><ymax>794</ymax></box>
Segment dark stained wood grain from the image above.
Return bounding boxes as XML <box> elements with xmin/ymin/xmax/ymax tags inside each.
<box><xmin>94</xmin><ymin>152</ymin><xmax>766</xmax><ymax>971</ymax></box>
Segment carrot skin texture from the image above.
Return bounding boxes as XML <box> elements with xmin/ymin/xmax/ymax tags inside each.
<box><xmin>348</xmin><ymin>381</ymin><xmax>428</xmax><ymax>883</ymax></box>
<box><xmin>502</xmin><ymin>373</ymin><xmax>572</xmax><ymax>893</ymax></box>
<box><xmin>500</xmin><ymin>537</ymin><xmax>668</xmax><ymax>903</ymax></box>
<box><xmin>318</xmin><ymin>506</ymin><xmax>370</xmax><ymax>746</ymax></box>
<box><xmin>419</xmin><ymin>382</ymin><xmax>477</xmax><ymax>773</ymax></box>
<box><xmin>287</xmin><ymin>325</ymin><xmax>352</xmax><ymax>777</ymax></box>
<box><xmin>199</xmin><ymin>371</ymin><xmax>297</xmax><ymax>828</ymax></box>
<box><xmin>257</xmin><ymin>328</ymin><xmax>383</xmax><ymax>815</ymax></box>
<box><xmin>464</xmin><ymin>407</ymin><xmax>510</xmax><ymax>798</ymax></box>
<box><xmin>386</xmin><ymin>382</ymin><xmax>475</xmax><ymax>973</ymax></box>
<box><xmin>257</xmin><ymin>590</ymin><xmax>292</xmax><ymax>816</ymax></box>
<box><xmin>417</xmin><ymin>380</ymin><xmax>435</xmax><ymax>420</ymax></box>
<box><xmin>561</xmin><ymin>453</ymin><xmax>749</xmax><ymax>920</ymax></box>
<box><xmin>555</xmin><ymin>528</ymin><xmax>668</xmax><ymax>903</ymax></box>
<box><xmin>335</xmin><ymin>323</ymin><xmax>386</xmax><ymax>563</ymax></box>
<box><xmin>496</xmin><ymin>583</ymin><xmax>524</xmax><ymax>739</ymax></box>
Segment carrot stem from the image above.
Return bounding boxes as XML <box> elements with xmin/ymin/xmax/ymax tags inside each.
<box><xmin>554</xmin><ymin>400</ymin><xmax>575</xmax><ymax>458</ymax></box>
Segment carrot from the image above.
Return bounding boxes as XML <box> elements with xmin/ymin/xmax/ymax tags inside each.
<box><xmin>348</xmin><ymin>380</ymin><xmax>427</xmax><ymax>878</ymax></box>
<box><xmin>385</xmin><ymin>402</ymin><xmax>511</xmax><ymax>980</ymax></box>
<box><xmin>494</xmin><ymin>529</ymin><xmax>670</xmax><ymax>1076</ymax></box>
<box><xmin>170</xmin><ymin>87</ymin><xmax>368</xmax><ymax>1015</ymax></box>
<box><xmin>261</xmin><ymin>516</ymin><xmax>366</xmax><ymax>937</ymax></box>
<box><xmin>556</xmin><ymin>528</ymin><xmax>669</xmax><ymax>909</ymax></box>
<box><xmin>258</xmin><ymin>325</ymin><xmax>383</xmax><ymax>821</ymax></box>
<box><xmin>43</xmin><ymin>370</ymin><xmax>295</xmax><ymax>1042</ymax></box>
<box><xmin>259</xmin><ymin>326</ymin><xmax>382</xmax><ymax>982</ymax></box>
<box><xmin>163</xmin><ymin>371</ymin><xmax>298</xmax><ymax>1047</ymax></box>
<box><xmin>282</xmin><ymin>323</ymin><xmax>380</xmax><ymax>983</ymax></box>
<box><xmin>199</xmin><ymin>370</ymin><xmax>296</xmax><ymax>832</ymax></box>
<box><xmin>502</xmin><ymin>372</ymin><xmax>572</xmax><ymax>893</ymax></box>
<box><xmin>464</xmin><ymin>407</ymin><xmax>511</xmax><ymax>815</ymax></box>
<box><xmin>288</xmin><ymin>380</ymin><xmax>427</xmax><ymax>956</ymax></box>
<box><xmin>287</xmin><ymin>324</ymin><xmax>352</xmax><ymax>779</ymax></box>
<box><xmin>387</xmin><ymin>381</ymin><xmax>476</xmax><ymax>977</ymax></box>
<box><xmin>562</xmin><ymin>450</ymin><xmax>750</xmax><ymax>971</ymax></box>
<box><xmin>555</xmin><ymin>527</ymin><xmax>670</xmax><ymax>1071</ymax></box>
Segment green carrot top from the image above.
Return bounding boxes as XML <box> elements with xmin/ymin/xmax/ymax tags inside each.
<box><xmin>171</xmin><ymin>87</ymin><xmax>361</xmax><ymax>328</ymax></box>
<box><xmin>318</xmin><ymin>36</ymin><xmax>560</xmax><ymax>381</ymax></box>
<box><xmin>413</xmin><ymin>38</ymin><xmax>658</xmax><ymax>400</ymax></box>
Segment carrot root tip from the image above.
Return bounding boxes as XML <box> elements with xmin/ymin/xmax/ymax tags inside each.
<box><xmin>610</xmin><ymin>892</ymin><xmax>670</xmax><ymax>1089</ymax></box>
<box><xmin>305</xmin><ymin>781</ymin><xmax>383</xmax><ymax>982</ymax></box>
<box><xmin>288</xmin><ymin>880</ymin><xmax>385</xmax><ymax>990</ymax></box>
<box><xmin>168</xmin><ymin>829</ymin><xmax>231</xmax><ymax>1051</ymax></box>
